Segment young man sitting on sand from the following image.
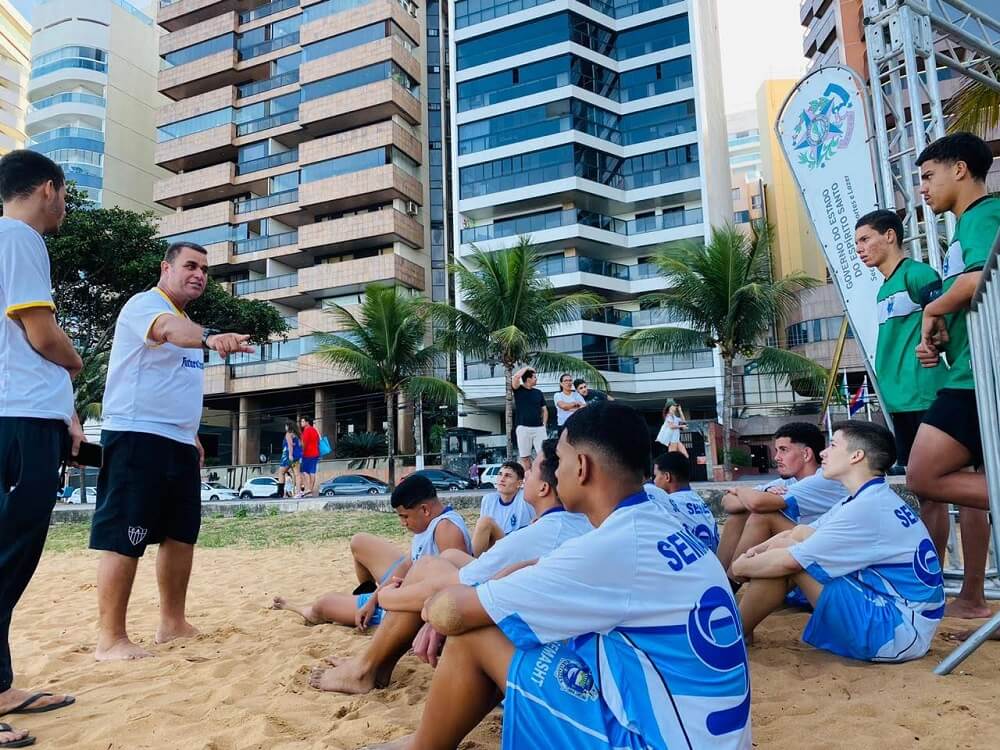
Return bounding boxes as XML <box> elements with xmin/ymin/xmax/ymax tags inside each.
<box><xmin>365</xmin><ymin>402</ymin><xmax>752</xmax><ymax>750</ymax></box>
<box><xmin>649</xmin><ymin>451</ymin><xmax>719</xmax><ymax>553</ymax></box>
<box><xmin>309</xmin><ymin>438</ymin><xmax>592</xmax><ymax>694</ymax></box>
<box><xmin>470</xmin><ymin>461</ymin><xmax>534</xmax><ymax>556</ymax></box>
<box><xmin>716</xmin><ymin>422</ymin><xmax>845</xmax><ymax>574</ymax></box>
<box><xmin>732</xmin><ymin>421</ymin><xmax>945</xmax><ymax>662</ymax></box>
<box><xmin>271</xmin><ymin>474</ymin><xmax>471</xmax><ymax>629</ymax></box>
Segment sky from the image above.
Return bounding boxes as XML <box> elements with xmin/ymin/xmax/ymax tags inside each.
<box><xmin>716</xmin><ymin>0</ymin><xmax>810</xmax><ymax>114</ymax></box>
<box><xmin>10</xmin><ymin>0</ymin><xmax>35</xmax><ymax>21</ymax></box>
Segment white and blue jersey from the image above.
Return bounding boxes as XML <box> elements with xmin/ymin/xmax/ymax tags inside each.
<box><xmin>411</xmin><ymin>506</ymin><xmax>472</xmax><ymax>560</ymax></box>
<box><xmin>779</xmin><ymin>469</ymin><xmax>846</xmax><ymax>525</ymax></box>
<box><xmin>459</xmin><ymin>507</ymin><xmax>592</xmax><ymax>585</ymax></box>
<box><xmin>645</xmin><ymin>483</ymin><xmax>720</xmax><ymax>554</ymax></box>
<box><xmin>789</xmin><ymin>478</ymin><xmax>945</xmax><ymax>662</ymax></box>
<box><xmin>477</xmin><ymin>491</ymin><xmax>752</xmax><ymax>750</ymax></box>
<box><xmin>479</xmin><ymin>489</ymin><xmax>535</xmax><ymax>535</ymax></box>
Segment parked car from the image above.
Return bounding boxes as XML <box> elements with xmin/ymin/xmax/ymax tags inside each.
<box><xmin>477</xmin><ymin>464</ymin><xmax>503</xmax><ymax>489</ymax></box>
<box><xmin>412</xmin><ymin>469</ymin><xmax>475</xmax><ymax>492</ymax></box>
<box><xmin>201</xmin><ymin>482</ymin><xmax>239</xmax><ymax>502</ymax></box>
<box><xmin>239</xmin><ymin>476</ymin><xmax>280</xmax><ymax>499</ymax></box>
<box><xmin>320</xmin><ymin>474</ymin><xmax>389</xmax><ymax>496</ymax></box>
<box><xmin>67</xmin><ymin>487</ymin><xmax>97</xmax><ymax>504</ymax></box>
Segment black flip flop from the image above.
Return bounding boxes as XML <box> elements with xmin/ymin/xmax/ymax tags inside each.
<box><xmin>0</xmin><ymin>723</ymin><xmax>35</xmax><ymax>748</ymax></box>
<box><xmin>1</xmin><ymin>693</ymin><xmax>76</xmax><ymax>717</ymax></box>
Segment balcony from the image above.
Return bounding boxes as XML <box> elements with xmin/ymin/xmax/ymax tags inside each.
<box><xmin>234</xmin><ymin>188</ymin><xmax>299</xmax><ymax>218</ymax></box>
<box><xmin>299</xmin><ymin>76</ymin><xmax>420</xmax><ymax>137</ymax></box>
<box><xmin>298</xmin><ymin>254</ymin><xmax>425</xmax><ymax>297</ymax></box>
<box><xmin>233</xmin><ymin>230</ymin><xmax>298</xmax><ymax>255</ymax></box>
<box><xmin>158</xmin><ymin>0</ymin><xmax>245</xmax><ymax>32</ymax></box>
<box><xmin>237</xmin><ymin>69</ymin><xmax>299</xmax><ymax>99</ymax></box>
<box><xmin>298</xmin><ymin>164</ymin><xmax>421</xmax><ymax>216</ymax></box>
<box><xmin>159</xmin><ymin>200</ymin><xmax>234</xmax><ymax>237</ymax></box>
<box><xmin>159</xmin><ymin>48</ymin><xmax>240</xmax><ymax>100</ymax></box>
<box><xmin>301</xmin><ymin>0</ymin><xmax>421</xmax><ymax>48</ymax></box>
<box><xmin>239</xmin><ymin>0</ymin><xmax>298</xmax><ymax>23</ymax></box>
<box><xmin>155</xmin><ymin>123</ymin><xmax>236</xmax><ymax>172</ymax></box>
<box><xmin>298</xmin><ymin>208</ymin><xmax>422</xmax><ymax>255</ymax></box>
<box><xmin>233</xmin><ymin>271</ymin><xmax>305</xmax><ymax>305</ymax></box>
<box><xmin>235</xmin><ymin>108</ymin><xmax>299</xmax><ymax>138</ymax></box>
<box><xmin>237</xmin><ymin>32</ymin><xmax>300</xmax><ymax>62</ymax></box>
<box><xmin>154</xmin><ymin>161</ymin><xmax>237</xmax><ymax>209</ymax></box>
<box><xmin>236</xmin><ymin>148</ymin><xmax>297</xmax><ymax>176</ymax></box>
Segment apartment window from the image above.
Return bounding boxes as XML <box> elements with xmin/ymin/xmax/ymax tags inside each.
<box><xmin>618</xmin><ymin>57</ymin><xmax>693</xmax><ymax>102</ymax></box>
<box><xmin>302</xmin><ymin>21</ymin><xmax>415</xmax><ymax>62</ymax></box>
<box><xmin>751</xmin><ymin>194</ymin><xmax>762</xmax><ymax>209</ymax></box>
<box><xmin>301</xmin><ymin>61</ymin><xmax>419</xmax><ymax>101</ymax></box>
<box><xmin>157</xmin><ymin>108</ymin><xmax>233</xmax><ymax>142</ymax></box>
<box><xmin>732</xmin><ymin>187</ymin><xmax>741</xmax><ymax>202</ymax></box>
<box><xmin>161</xmin><ymin>34</ymin><xmax>233</xmax><ymax>68</ymax></box>
<box><xmin>30</xmin><ymin>45</ymin><xmax>107</xmax><ymax>78</ymax></box>
<box><xmin>613</xmin><ymin>15</ymin><xmax>689</xmax><ymax>60</ymax></box>
<box><xmin>302</xmin><ymin>147</ymin><xmax>390</xmax><ymax>183</ymax></box>
<box><xmin>620</xmin><ymin>100</ymin><xmax>696</xmax><ymax>144</ymax></box>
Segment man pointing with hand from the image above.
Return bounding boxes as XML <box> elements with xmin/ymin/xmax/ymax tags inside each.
<box><xmin>91</xmin><ymin>241</ymin><xmax>253</xmax><ymax>660</ymax></box>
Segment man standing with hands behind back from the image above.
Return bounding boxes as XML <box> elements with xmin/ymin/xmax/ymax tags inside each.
<box><xmin>0</xmin><ymin>150</ymin><xmax>85</xmax><ymax>748</ymax></box>
<box><xmin>91</xmin><ymin>241</ymin><xmax>254</xmax><ymax>661</ymax></box>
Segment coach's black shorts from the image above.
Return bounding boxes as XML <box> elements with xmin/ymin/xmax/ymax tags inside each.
<box><xmin>921</xmin><ymin>389</ymin><xmax>983</xmax><ymax>468</ymax></box>
<box><xmin>889</xmin><ymin>410</ymin><xmax>925</xmax><ymax>467</ymax></box>
<box><xmin>90</xmin><ymin>430</ymin><xmax>201</xmax><ymax>558</ymax></box>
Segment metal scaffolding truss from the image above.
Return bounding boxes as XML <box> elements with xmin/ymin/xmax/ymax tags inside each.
<box><xmin>863</xmin><ymin>0</ymin><xmax>1000</xmax><ymax>269</ymax></box>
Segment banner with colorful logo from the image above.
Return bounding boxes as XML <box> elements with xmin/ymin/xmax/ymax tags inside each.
<box><xmin>776</xmin><ymin>66</ymin><xmax>882</xmax><ymax>371</ymax></box>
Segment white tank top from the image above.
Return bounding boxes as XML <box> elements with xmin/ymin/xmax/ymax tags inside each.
<box><xmin>410</xmin><ymin>506</ymin><xmax>472</xmax><ymax>560</ymax></box>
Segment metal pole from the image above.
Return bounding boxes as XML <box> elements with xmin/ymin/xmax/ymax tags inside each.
<box><xmin>818</xmin><ymin>316</ymin><xmax>850</xmax><ymax>425</ymax></box>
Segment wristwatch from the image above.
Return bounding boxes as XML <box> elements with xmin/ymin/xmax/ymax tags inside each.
<box><xmin>201</xmin><ymin>328</ymin><xmax>219</xmax><ymax>349</ymax></box>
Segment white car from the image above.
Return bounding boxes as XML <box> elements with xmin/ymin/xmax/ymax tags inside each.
<box><xmin>239</xmin><ymin>476</ymin><xmax>280</xmax><ymax>499</ymax></box>
<box><xmin>67</xmin><ymin>487</ymin><xmax>97</xmax><ymax>504</ymax></box>
<box><xmin>201</xmin><ymin>482</ymin><xmax>239</xmax><ymax>502</ymax></box>
<box><xmin>477</xmin><ymin>464</ymin><xmax>502</xmax><ymax>489</ymax></box>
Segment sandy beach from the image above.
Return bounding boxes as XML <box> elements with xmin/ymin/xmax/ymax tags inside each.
<box><xmin>9</xmin><ymin>539</ymin><xmax>1000</xmax><ymax>750</ymax></box>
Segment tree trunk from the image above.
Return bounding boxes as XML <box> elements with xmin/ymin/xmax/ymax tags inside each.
<box><xmin>504</xmin><ymin>364</ymin><xmax>515</xmax><ymax>461</ymax></box>
<box><xmin>385</xmin><ymin>391</ymin><xmax>396</xmax><ymax>489</ymax></box>
<box><xmin>414</xmin><ymin>396</ymin><xmax>424</xmax><ymax>470</ymax></box>
<box><xmin>722</xmin><ymin>354</ymin><xmax>734</xmax><ymax>481</ymax></box>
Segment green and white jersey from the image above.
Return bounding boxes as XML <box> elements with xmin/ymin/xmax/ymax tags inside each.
<box><xmin>940</xmin><ymin>196</ymin><xmax>1000</xmax><ymax>390</ymax></box>
<box><xmin>876</xmin><ymin>258</ymin><xmax>944</xmax><ymax>412</ymax></box>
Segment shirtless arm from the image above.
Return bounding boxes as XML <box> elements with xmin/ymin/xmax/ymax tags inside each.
<box><xmin>434</xmin><ymin>519</ymin><xmax>471</xmax><ymax>555</ymax></box>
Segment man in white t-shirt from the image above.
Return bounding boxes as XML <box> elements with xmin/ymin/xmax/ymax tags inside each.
<box><xmin>368</xmin><ymin>402</ymin><xmax>752</xmax><ymax>750</ymax></box>
<box><xmin>309</xmin><ymin>438</ymin><xmax>592</xmax><ymax>695</ymax></box>
<box><xmin>0</xmin><ymin>151</ymin><xmax>85</xmax><ymax>747</ymax></box>
<box><xmin>553</xmin><ymin>372</ymin><xmax>586</xmax><ymax>431</ymax></box>
<box><xmin>650</xmin><ymin>451</ymin><xmax>720</xmax><ymax>553</ymax></box>
<box><xmin>471</xmin><ymin>460</ymin><xmax>534</xmax><ymax>555</ymax></box>
<box><xmin>733</xmin><ymin>421</ymin><xmax>945</xmax><ymax>662</ymax></box>
<box><xmin>90</xmin><ymin>241</ymin><xmax>254</xmax><ymax>662</ymax></box>
<box><xmin>717</xmin><ymin>422</ymin><xmax>846</xmax><ymax>574</ymax></box>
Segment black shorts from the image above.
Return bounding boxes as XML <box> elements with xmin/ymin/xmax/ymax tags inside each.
<box><xmin>921</xmin><ymin>389</ymin><xmax>983</xmax><ymax>467</ymax></box>
<box><xmin>90</xmin><ymin>430</ymin><xmax>201</xmax><ymax>558</ymax></box>
<box><xmin>889</xmin><ymin>410</ymin><xmax>925</xmax><ymax>467</ymax></box>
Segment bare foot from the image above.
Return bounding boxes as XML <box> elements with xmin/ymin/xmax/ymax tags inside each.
<box><xmin>308</xmin><ymin>663</ymin><xmax>381</xmax><ymax>695</ymax></box>
<box><xmin>0</xmin><ymin>723</ymin><xmax>31</xmax><ymax>747</ymax></box>
<box><xmin>323</xmin><ymin>654</ymin><xmax>352</xmax><ymax>667</ymax></box>
<box><xmin>0</xmin><ymin>687</ymin><xmax>74</xmax><ymax>715</ymax></box>
<box><xmin>271</xmin><ymin>595</ymin><xmax>322</xmax><ymax>625</ymax></box>
<box><xmin>941</xmin><ymin>626</ymin><xmax>1000</xmax><ymax>643</ymax></box>
<box><xmin>363</xmin><ymin>736</ymin><xmax>413</xmax><ymax>749</ymax></box>
<box><xmin>155</xmin><ymin>621</ymin><xmax>199</xmax><ymax>645</ymax></box>
<box><xmin>944</xmin><ymin>599</ymin><xmax>992</xmax><ymax>620</ymax></box>
<box><xmin>95</xmin><ymin>637</ymin><xmax>153</xmax><ymax>662</ymax></box>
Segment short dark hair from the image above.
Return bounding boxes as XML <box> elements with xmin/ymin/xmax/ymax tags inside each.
<box><xmin>391</xmin><ymin>473</ymin><xmax>437</xmax><ymax>509</ymax></box>
<box><xmin>916</xmin><ymin>132</ymin><xmax>994</xmax><ymax>182</ymax></box>
<box><xmin>302</xmin><ymin>416</ymin><xmax>314</xmax><ymax>426</ymax></box>
<box><xmin>0</xmin><ymin>150</ymin><xmax>65</xmax><ymax>202</ymax></box>
<box><xmin>563</xmin><ymin>401</ymin><xmax>649</xmax><ymax>482</ymax></box>
<box><xmin>831</xmin><ymin>420</ymin><xmax>896</xmax><ymax>474</ymax></box>
<box><xmin>539</xmin><ymin>438</ymin><xmax>559</xmax><ymax>491</ymax></box>
<box><xmin>773</xmin><ymin>421</ymin><xmax>826</xmax><ymax>464</ymax></box>
<box><xmin>654</xmin><ymin>451</ymin><xmax>690</xmax><ymax>483</ymax></box>
<box><xmin>559</xmin><ymin>372</ymin><xmax>572</xmax><ymax>381</ymax></box>
<box><xmin>164</xmin><ymin>241</ymin><xmax>208</xmax><ymax>264</ymax></box>
<box><xmin>573</xmin><ymin>378</ymin><xmax>586</xmax><ymax>388</ymax></box>
<box><xmin>856</xmin><ymin>209</ymin><xmax>904</xmax><ymax>248</ymax></box>
<box><xmin>522</xmin><ymin>369</ymin><xmax>536</xmax><ymax>381</ymax></box>
<box><xmin>501</xmin><ymin>460</ymin><xmax>525</xmax><ymax>480</ymax></box>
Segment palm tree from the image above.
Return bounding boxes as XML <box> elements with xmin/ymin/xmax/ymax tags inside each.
<box><xmin>316</xmin><ymin>284</ymin><xmax>460</xmax><ymax>488</ymax></box>
<box><xmin>944</xmin><ymin>63</ymin><xmax>1000</xmax><ymax>138</ymax></box>
<box><xmin>424</xmin><ymin>237</ymin><xmax>608</xmax><ymax>459</ymax></box>
<box><xmin>616</xmin><ymin>223</ymin><xmax>825</xmax><ymax>479</ymax></box>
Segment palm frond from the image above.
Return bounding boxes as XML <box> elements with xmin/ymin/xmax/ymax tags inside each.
<box><xmin>751</xmin><ymin>346</ymin><xmax>831</xmax><ymax>397</ymax></box>
<box><xmin>404</xmin><ymin>375</ymin><xmax>462</xmax><ymax>404</ymax></box>
<box><xmin>944</xmin><ymin>64</ymin><xmax>1000</xmax><ymax>137</ymax></box>
<box><xmin>616</xmin><ymin>326</ymin><xmax>709</xmax><ymax>356</ymax></box>
<box><xmin>528</xmin><ymin>351</ymin><xmax>609</xmax><ymax>391</ymax></box>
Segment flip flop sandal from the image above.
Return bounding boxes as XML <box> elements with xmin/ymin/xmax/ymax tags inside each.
<box><xmin>2</xmin><ymin>693</ymin><xmax>76</xmax><ymax>716</ymax></box>
<box><xmin>0</xmin><ymin>723</ymin><xmax>35</xmax><ymax>748</ymax></box>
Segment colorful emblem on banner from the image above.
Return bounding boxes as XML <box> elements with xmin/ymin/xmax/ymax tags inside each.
<box><xmin>792</xmin><ymin>83</ymin><xmax>856</xmax><ymax>170</ymax></box>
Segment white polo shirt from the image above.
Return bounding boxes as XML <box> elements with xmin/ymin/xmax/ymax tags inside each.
<box><xmin>101</xmin><ymin>288</ymin><xmax>204</xmax><ymax>445</ymax></box>
<box><xmin>552</xmin><ymin>389</ymin><xmax>586</xmax><ymax>426</ymax></box>
<box><xmin>0</xmin><ymin>217</ymin><xmax>73</xmax><ymax>423</ymax></box>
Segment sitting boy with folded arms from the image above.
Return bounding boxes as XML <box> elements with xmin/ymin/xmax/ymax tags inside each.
<box><xmin>732</xmin><ymin>421</ymin><xmax>945</xmax><ymax>662</ymax></box>
<box><xmin>271</xmin><ymin>474</ymin><xmax>471</xmax><ymax>629</ymax></box>
<box><xmin>366</xmin><ymin>402</ymin><xmax>751</xmax><ymax>750</ymax></box>
<box><xmin>471</xmin><ymin>461</ymin><xmax>534</xmax><ymax>555</ymax></box>
<box><xmin>648</xmin><ymin>451</ymin><xmax>720</xmax><ymax>553</ymax></box>
<box><xmin>310</xmin><ymin>438</ymin><xmax>592</xmax><ymax>694</ymax></box>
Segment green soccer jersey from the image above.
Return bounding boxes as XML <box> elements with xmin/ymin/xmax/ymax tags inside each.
<box><xmin>940</xmin><ymin>196</ymin><xmax>1000</xmax><ymax>390</ymax></box>
<box><xmin>876</xmin><ymin>258</ymin><xmax>944</xmax><ymax>412</ymax></box>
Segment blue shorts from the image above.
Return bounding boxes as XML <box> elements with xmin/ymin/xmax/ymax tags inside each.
<box><xmin>802</xmin><ymin>576</ymin><xmax>906</xmax><ymax>662</ymax></box>
<box><xmin>356</xmin><ymin>593</ymin><xmax>385</xmax><ymax>626</ymax></box>
<box><xmin>502</xmin><ymin>641</ymin><xmax>644</xmax><ymax>750</ymax></box>
<box><xmin>301</xmin><ymin>457</ymin><xmax>319</xmax><ymax>474</ymax></box>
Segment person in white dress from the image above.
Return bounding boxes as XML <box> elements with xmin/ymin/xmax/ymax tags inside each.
<box><xmin>655</xmin><ymin>401</ymin><xmax>688</xmax><ymax>457</ymax></box>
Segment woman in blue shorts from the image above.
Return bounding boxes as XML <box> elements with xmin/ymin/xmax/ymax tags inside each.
<box><xmin>277</xmin><ymin>421</ymin><xmax>303</xmax><ymax>497</ymax></box>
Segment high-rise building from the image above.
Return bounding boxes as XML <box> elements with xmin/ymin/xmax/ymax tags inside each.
<box><xmin>449</xmin><ymin>0</ymin><xmax>731</xmax><ymax>436</ymax></box>
<box><xmin>726</xmin><ymin>109</ymin><xmax>762</xmax><ymax>228</ymax></box>
<box><xmin>154</xmin><ymin>0</ymin><xmax>439</xmax><ymax>464</ymax></box>
<box><xmin>0</xmin><ymin>0</ymin><xmax>30</xmax><ymax>155</ymax></box>
<box><xmin>27</xmin><ymin>0</ymin><xmax>167</xmax><ymax>211</ymax></box>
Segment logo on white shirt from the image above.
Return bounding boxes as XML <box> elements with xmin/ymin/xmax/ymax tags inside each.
<box><xmin>181</xmin><ymin>357</ymin><xmax>204</xmax><ymax>370</ymax></box>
